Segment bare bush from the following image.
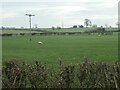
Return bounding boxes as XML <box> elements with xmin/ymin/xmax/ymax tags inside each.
<box><xmin>2</xmin><ymin>60</ymin><xmax>120</xmax><ymax>89</ymax></box>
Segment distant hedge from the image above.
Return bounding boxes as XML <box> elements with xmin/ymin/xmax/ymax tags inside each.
<box><xmin>2</xmin><ymin>34</ymin><xmax>13</xmax><ymax>36</ymax></box>
<box><xmin>2</xmin><ymin>60</ymin><xmax>120</xmax><ymax>89</ymax></box>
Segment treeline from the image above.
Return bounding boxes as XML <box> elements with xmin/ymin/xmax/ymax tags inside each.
<box><xmin>2</xmin><ymin>60</ymin><xmax>120</xmax><ymax>89</ymax></box>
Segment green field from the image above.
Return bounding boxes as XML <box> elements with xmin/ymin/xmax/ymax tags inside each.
<box><xmin>42</xmin><ymin>27</ymin><xmax>118</xmax><ymax>32</ymax></box>
<box><xmin>1</xmin><ymin>28</ymin><xmax>118</xmax><ymax>34</ymax></box>
<box><xmin>2</xmin><ymin>33</ymin><xmax>118</xmax><ymax>68</ymax></box>
<box><xmin>2</xmin><ymin>30</ymin><xmax>39</xmax><ymax>34</ymax></box>
<box><xmin>43</xmin><ymin>28</ymin><xmax>97</xmax><ymax>32</ymax></box>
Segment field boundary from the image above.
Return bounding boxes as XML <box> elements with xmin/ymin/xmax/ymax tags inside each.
<box><xmin>1</xmin><ymin>31</ymin><xmax>117</xmax><ymax>37</ymax></box>
<box><xmin>2</xmin><ymin>60</ymin><xmax>120</xmax><ymax>88</ymax></box>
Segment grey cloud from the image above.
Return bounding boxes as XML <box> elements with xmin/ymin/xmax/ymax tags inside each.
<box><xmin>1</xmin><ymin>1</ymin><xmax>118</xmax><ymax>28</ymax></box>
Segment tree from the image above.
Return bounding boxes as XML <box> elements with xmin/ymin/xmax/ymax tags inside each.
<box><xmin>109</xmin><ymin>26</ymin><xmax>112</xmax><ymax>28</ymax></box>
<box><xmin>1</xmin><ymin>26</ymin><xmax>5</xmax><ymax>30</ymax></box>
<box><xmin>79</xmin><ymin>25</ymin><xmax>84</xmax><ymax>28</ymax></box>
<box><xmin>52</xmin><ymin>26</ymin><xmax>55</xmax><ymax>30</ymax></box>
<box><xmin>57</xmin><ymin>26</ymin><xmax>61</xmax><ymax>29</ymax></box>
<box><xmin>73</xmin><ymin>25</ymin><xmax>77</xmax><ymax>28</ymax></box>
<box><xmin>34</xmin><ymin>24</ymin><xmax>38</xmax><ymax>28</ymax></box>
<box><xmin>84</xmin><ymin>19</ymin><xmax>92</xmax><ymax>28</ymax></box>
<box><xmin>92</xmin><ymin>24</ymin><xmax>97</xmax><ymax>28</ymax></box>
<box><xmin>116</xmin><ymin>22</ymin><xmax>120</xmax><ymax>27</ymax></box>
<box><xmin>105</xmin><ymin>24</ymin><xmax>108</xmax><ymax>28</ymax></box>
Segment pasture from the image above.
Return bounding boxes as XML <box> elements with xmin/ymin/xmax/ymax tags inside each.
<box><xmin>43</xmin><ymin>28</ymin><xmax>97</xmax><ymax>32</ymax></box>
<box><xmin>2</xmin><ymin>29</ymin><xmax>40</xmax><ymax>34</ymax></box>
<box><xmin>39</xmin><ymin>27</ymin><xmax>118</xmax><ymax>32</ymax></box>
<box><xmin>2</xmin><ymin>28</ymin><xmax>118</xmax><ymax>34</ymax></box>
<box><xmin>2</xmin><ymin>33</ymin><xmax>118</xmax><ymax>69</ymax></box>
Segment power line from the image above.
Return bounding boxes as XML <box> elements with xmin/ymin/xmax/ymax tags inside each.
<box><xmin>25</xmin><ymin>14</ymin><xmax>35</xmax><ymax>41</ymax></box>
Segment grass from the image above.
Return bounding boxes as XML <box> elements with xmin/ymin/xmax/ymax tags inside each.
<box><xmin>1</xmin><ymin>27</ymin><xmax>118</xmax><ymax>34</ymax></box>
<box><xmin>42</xmin><ymin>27</ymin><xmax>118</xmax><ymax>32</ymax></box>
<box><xmin>2</xmin><ymin>31</ymin><xmax>119</xmax><ymax>88</ymax></box>
<box><xmin>105</xmin><ymin>28</ymin><xmax>118</xmax><ymax>31</ymax></box>
<box><xmin>2</xmin><ymin>30</ymin><xmax>39</xmax><ymax>34</ymax></box>
<box><xmin>43</xmin><ymin>28</ymin><xmax>97</xmax><ymax>32</ymax></box>
<box><xmin>2</xmin><ymin>33</ymin><xmax>118</xmax><ymax>68</ymax></box>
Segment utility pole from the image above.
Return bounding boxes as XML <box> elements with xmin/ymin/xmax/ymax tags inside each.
<box><xmin>25</xmin><ymin>14</ymin><xmax>35</xmax><ymax>41</ymax></box>
<box><xmin>62</xmin><ymin>21</ymin><xmax>64</xmax><ymax>29</ymax></box>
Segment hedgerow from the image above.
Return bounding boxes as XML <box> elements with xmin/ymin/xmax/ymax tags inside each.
<box><xmin>2</xmin><ymin>60</ymin><xmax>120</xmax><ymax>89</ymax></box>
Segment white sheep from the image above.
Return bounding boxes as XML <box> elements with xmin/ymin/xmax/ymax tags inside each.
<box><xmin>38</xmin><ymin>41</ymin><xmax>43</xmax><ymax>45</ymax></box>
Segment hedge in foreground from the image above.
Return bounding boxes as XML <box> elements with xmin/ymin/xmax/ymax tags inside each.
<box><xmin>2</xmin><ymin>60</ymin><xmax>120</xmax><ymax>88</ymax></box>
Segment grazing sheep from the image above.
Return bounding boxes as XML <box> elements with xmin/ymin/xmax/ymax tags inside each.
<box><xmin>38</xmin><ymin>41</ymin><xmax>43</xmax><ymax>45</ymax></box>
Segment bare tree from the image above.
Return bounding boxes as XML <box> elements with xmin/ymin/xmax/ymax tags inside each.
<box><xmin>116</xmin><ymin>22</ymin><xmax>120</xmax><ymax>27</ymax></box>
<box><xmin>92</xmin><ymin>24</ymin><xmax>97</xmax><ymax>28</ymax></box>
<box><xmin>34</xmin><ymin>24</ymin><xmax>38</xmax><ymax>28</ymax></box>
<box><xmin>105</xmin><ymin>24</ymin><xmax>108</xmax><ymax>28</ymax></box>
<box><xmin>84</xmin><ymin>19</ymin><xmax>92</xmax><ymax>28</ymax></box>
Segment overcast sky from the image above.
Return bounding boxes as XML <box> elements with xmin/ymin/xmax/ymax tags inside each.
<box><xmin>0</xmin><ymin>0</ymin><xmax>119</xmax><ymax>28</ymax></box>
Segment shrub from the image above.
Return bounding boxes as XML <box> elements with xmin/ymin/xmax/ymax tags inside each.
<box><xmin>20</xmin><ymin>33</ymin><xmax>25</xmax><ymax>36</ymax></box>
<box><xmin>73</xmin><ymin>25</ymin><xmax>77</xmax><ymax>28</ymax></box>
<box><xmin>2</xmin><ymin>60</ymin><xmax>120</xmax><ymax>89</ymax></box>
